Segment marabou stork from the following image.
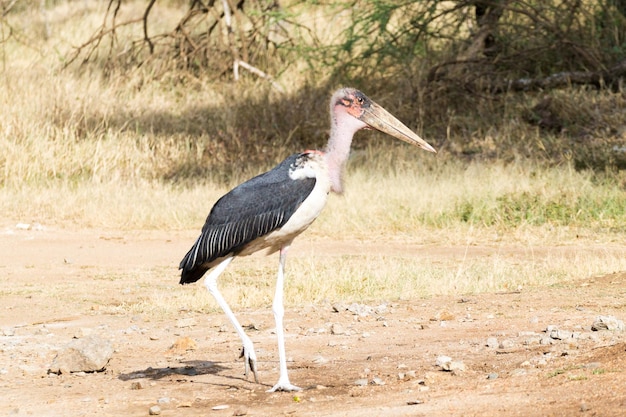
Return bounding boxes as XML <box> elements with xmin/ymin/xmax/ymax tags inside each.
<box><xmin>179</xmin><ymin>87</ymin><xmax>436</xmax><ymax>392</ymax></box>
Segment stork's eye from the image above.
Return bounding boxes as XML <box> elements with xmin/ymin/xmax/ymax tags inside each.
<box><xmin>356</xmin><ymin>96</ymin><xmax>364</xmax><ymax>104</ymax></box>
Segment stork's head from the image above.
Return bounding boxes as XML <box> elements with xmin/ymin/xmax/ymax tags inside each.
<box><xmin>330</xmin><ymin>88</ymin><xmax>436</xmax><ymax>153</ymax></box>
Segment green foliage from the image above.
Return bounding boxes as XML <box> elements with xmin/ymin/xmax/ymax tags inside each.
<box><xmin>447</xmin><ymin>174</ymin><xmax>626</xmax><ymax>230</ymax></box>
<box><xmin>314</xmin><ymin>1</ymin><xmax>626</xmax><ymax>82</ymax></box>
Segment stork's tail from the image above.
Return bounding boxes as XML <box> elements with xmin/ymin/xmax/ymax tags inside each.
<box><xmin>179</xmin><ymin>247</ymin><xmax>209</xmax><ymax>285</ymax></box>
<box><xmin>179</xmin><ymin>265</ymin><xmax>209</xmax><ymax>285</ymax></box>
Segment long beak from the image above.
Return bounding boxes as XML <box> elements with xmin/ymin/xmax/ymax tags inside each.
<box><xmin>359</xmin><ymin>102</ymin><xmax>437</xmax><ymax>153</ymax></box>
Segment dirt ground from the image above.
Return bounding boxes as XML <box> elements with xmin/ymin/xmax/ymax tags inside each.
<box><xmin>1</xmin><ymin>227</ymin><xmax>626</xmax><ymax>416</ymax></box>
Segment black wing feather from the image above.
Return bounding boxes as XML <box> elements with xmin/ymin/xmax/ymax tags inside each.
<box><xmin>179</xmin><ymin>154</ymin><xmax>316</xmax><ymax>284</ymax></box>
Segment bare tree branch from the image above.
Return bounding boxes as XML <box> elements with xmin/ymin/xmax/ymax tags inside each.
<box><xmin>143</xmin><ymin>0</ymin><xmax>157</xmax><ymax>54</ymax></box>
<box><xmin>495</xmin><ymin>60</ymin><xmax>626</xmax><ymax>92</ymax></box>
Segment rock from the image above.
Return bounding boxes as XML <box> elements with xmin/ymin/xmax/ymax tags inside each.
<box><xmin>371</xmin><ymin>377</ymin><xmax>385</xmax><ymax>385</ymax></box>
<box><xmin>499</xmin><ymin>339</ymin><xmax>515</xmax><ymax>349</ymax></box>
<box><xmin>312</xmin><ymin>356</ymin><xmax>328</xmax><ymax>364</ymax></box>
<box><xmin>545</xmin><ymin>324</ymin><xmax>559</xmax><ymax>333</ymax></box>
<box><xmin>212</xmin><ymin>405</ymin><xmax>229</xmax><ymax>410</ymax></box>
<box><xmin>332</xmin><ymin>302</ymin><xmax>348</xmax><ymax>312</ymax></box>
<box><xmin>330</xmin><ymin>323</ymin><xmax>345</xmax><ymax>335</ymax></box>
<box><xmin>540</xmin><ymin>337</ymin><xmax>553</xmax><ymax>345</ymax></box>
<box><xmin>486</xmin><ymin>337</ymin><xmax>499</xmax><ymax>348</ymax></box>
<box><xmin>435</xmin><ymin>355</ymin><xmax>452</xmax><ymax>370</ymax></box>
<box><xmin>449</xmin><ymin>361</ymin><xmax>466</xmax><ymax>373</ymax></box>
<box><xmin>487</xmin><ymin>372</ymin><xmax>498</xmax><ymax>380</ymax></box>
<box><xmin>550</xmin><ymin>329</ymin><xmax>573</xmax><ymax>340</ymax></box>
<box><xmin>233</xmin><ymin>407</ymin><xmax>248</xmax><ymax>416</ymax></box>
<box><xmin>166</xmin><ymin>337</ymin><xmax>197</xmax><ymax>354</ymax></box>
<box><xmin>347</xmin><ymin>303</ymin><xmax>374</xmax><ymax>317</ymax></box>
<box><xmin>591</xmin><ymin>316</ymin><xmax>625</xmax><ymax>331</ymax></box>
<box><xmin>49</xmin><ymin>335</ymin><xmax>113</xmax><ymax>374</ymax></box>
<box><xmin>436</xmin><ymin>356</ymin><xmax>465</xmax><ymax>373</ymax></box>
<box><xmin>2</xmin><ymin>327</ymin><xmax>16</xmax><ymax>337</ymax></box>
<box><xmin>73</xmin><ymin>327</ymin><xmax>94</xmax><ymax>338</ymax></box>
<box><xmin>354</xmin><ymin>378</ymin><xmax>368</xmax><ymax>386</ymax></box>
<box><xmin>374</xmin><ymin>304</ymin><xmax>388</xmax><ymax>315</ymax></box>
<box><xmin>437</xmin><ymin>310</ymin><xmax>455</xmax><ymax>321</ymax></box>
<box><xmin>148</xmin><ymin>405</ymin><xmax>161</xmax><ymax>415</ymax></box>
<box><xmin>130</xmin><ymin>381</ymin><xmax>146</xmax><ymax>390</ymax></box>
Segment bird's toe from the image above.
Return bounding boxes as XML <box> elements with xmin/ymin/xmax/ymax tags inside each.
<box><xmin>267</xmin><ymin>381</ymin><xmax>302</xmax><ymax>392</ymax></box>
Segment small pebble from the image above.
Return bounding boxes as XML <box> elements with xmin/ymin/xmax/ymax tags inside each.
<box><xmin>486</xmin><ymin>337</ymin><xmax>499</xmax><ymax>348</ymax></box>
<box><xmin>435</xmin><ymin>355</ymin><xmax>452</xmax><ymax>370</ymax></box>
<box><xmin>148</xmin><ymin>405</ymin><xmax>161</xmax><ymax>415</ymax></box>
<box><xmin>331</xmin><ymin>323</ymin><xmax>345</xmax><ymax>335</ymax></box>
<box><xmin>591</xmin><ymin>315</ymin><xmax>625</xmax><ymax>331</ymax></box>
<box><xmin>540</xmin><ymin>337</ymin><xmax>553</xmax><ymax>345</ymax></box>
<box><xmin>312</xmin><ymin>356</ymin><xmax>328</xmax><ymax>364</ymax></box>
<box><xmin>354</xmin><ymin>378</ymin><xmax>368</xmax><ymax>386</ymax></box>
<box><xmin>371</xmin><ymin>377</ymin><xmax>385</xmax><ymax>385</ymax></box>
<box><xmin>130</xmin><ymin>381</ymin><xmax>146</xmax><ymax>390</ymax></box>
<box><xmin>449</xmin><ymin>361</ymin><xmax>466</xmax><ymax>373</ymax></box>
<box><xmin>550</xmin><ymin>329</ymin><xmax>572</xmax><ymax>340</ymax></box>
<box><xmin>332</xmin><ymin>302</ymin><xmax>347</xmax><ymax>312</ymax></box>
<box><xmin>499</xmin><ymin>339</ymin><xmax>514</xmax><ymax>349</ymax></box>
<box><xmin>487</xmin><ymin>372</ymin><xmax>498</xmax><ymax>380</ymax></box>
<box><xmin>2</xmin><ymin>327</ymin><xmax>15</xmax><ymax>337</ymax></box>
<box><xmin>212</xmin><ymin>404</ymin><xmax>229</xmax><ymax>410</ymax></box>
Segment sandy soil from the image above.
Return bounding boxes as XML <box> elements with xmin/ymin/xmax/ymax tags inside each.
<box><xmin>1</xmin><ymin>228</ymin><xmax>626</xmax><ymax>416</ymax></box>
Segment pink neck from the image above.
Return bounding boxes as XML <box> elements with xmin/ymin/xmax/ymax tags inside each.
<box><xmin>324</xmin><ymin>109</ymin><xmax>366</xmax><ymax>194</ymax></box>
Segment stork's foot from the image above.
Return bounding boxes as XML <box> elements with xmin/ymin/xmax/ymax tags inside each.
<box><xmin>267</xmin><ymin>378</ymin><xmax>302</xmax><ymax>392</ymax></box>
<box><xmin>239</xmin><ymin>346</ymin><xmax>259</xmax><ymax>383</ymax></box>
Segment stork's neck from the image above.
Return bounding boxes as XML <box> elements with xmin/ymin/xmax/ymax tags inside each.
<box><xmin>324</xmin><ymin>109</ymin><xmax>367</xmax><ymax>194</ymax></box>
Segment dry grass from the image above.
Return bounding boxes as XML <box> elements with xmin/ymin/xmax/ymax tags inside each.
<box><xmin>16</xmin><ymin>240</ymin><xmax>625</xmax><ymax>317</ymax></box>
